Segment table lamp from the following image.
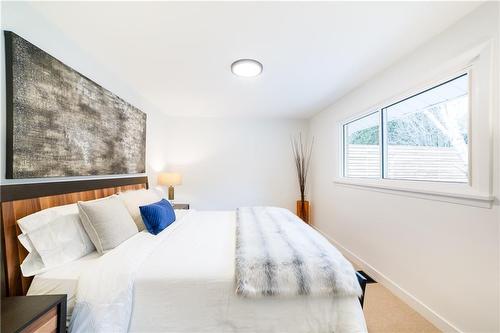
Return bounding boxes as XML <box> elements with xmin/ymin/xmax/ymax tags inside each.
<box><xmin>158</xmin><ymin>172</ymin><xmax>182</xmax><ymax>201</ymax></box>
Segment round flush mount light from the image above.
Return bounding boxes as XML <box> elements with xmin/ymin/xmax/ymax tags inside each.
<box><xmin>231</xmin><ymin>59</ymin><xmax>263</xmax><ymax>77</ymax></box>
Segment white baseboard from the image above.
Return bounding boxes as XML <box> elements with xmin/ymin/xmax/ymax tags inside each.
<box><xmin>312</xmin><ymin>225</ymin><xmax>462</xmax><ymax>333</ymax></box>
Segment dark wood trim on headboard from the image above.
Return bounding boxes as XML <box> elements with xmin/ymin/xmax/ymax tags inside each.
<box><xmin>0</xmin><ymin>176</ymin><xmax>148</xmax><ymax>296</ymax></box>
<box><xmin>1</xmin><ymin>176</ymin><xmax>148</xmax><ymax>202</ymax></box>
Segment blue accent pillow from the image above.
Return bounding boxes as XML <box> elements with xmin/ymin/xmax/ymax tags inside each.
<box><xmin>139</xmin><ymin>199</ymin><xmax>176</xmax><ymax>235</ymax></box>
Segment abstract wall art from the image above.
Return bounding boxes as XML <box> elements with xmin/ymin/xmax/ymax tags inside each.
<box><xmin>4</xmin><ymin>31</ymin><xmax>146</xmax><ymax>179</ymax></box>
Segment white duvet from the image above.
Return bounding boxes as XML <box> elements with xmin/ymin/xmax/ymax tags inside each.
<box><xmin>62</xmin><ymin>210</ymin><xmax>367</xmax><ymax>332</ymax></box>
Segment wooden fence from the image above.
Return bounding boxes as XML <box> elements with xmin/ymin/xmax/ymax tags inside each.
<box><xmin>345</xmin><ymin>144</ymin><xmax>467</xmax><ymax>182</ymax></box>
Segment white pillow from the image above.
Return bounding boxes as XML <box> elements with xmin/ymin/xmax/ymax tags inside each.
<box><xmin>18</xmin><ymin>233</ymin><xmax>33</xmax><ymax>253</ymax></box>
<box><xmin>117</xmin><ymin>189</ymin><xmax>162</xmax><ymax>231</ymax></box>
<box><xmin>17</xmin><ymin>205</ymin><xmax>95</xmax><ymax>277</ymax></box>
<box><xmin>17</xmin><ymin>203</ymin><xmax>78</xmax><ymax>234</ymax></box>
<box><xmin>28</xmin><ymin>214</ymin><xmax>95</xmax><ymax>267</ymax></box>
<box><xmin>18</xmin><ymin>234</ymin><xmax>45</xmax><ymax>276</ymax></box>
<box><xmin>20</xmin><ymin>251</ymin><xmax>45</xmax><ymax>277</ymax></box>
<box><xmin>78</xmin><ymin>195</ymin><xmax>138</xmax><ymax>254</ymax></box>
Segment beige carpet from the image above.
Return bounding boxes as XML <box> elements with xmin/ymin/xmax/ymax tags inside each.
<box><xmin>363</xmin><ymin>282</ymin><xmax>441</xmax><ymax>333</ymax></box>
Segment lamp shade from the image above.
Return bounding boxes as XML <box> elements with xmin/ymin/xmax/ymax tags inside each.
<box><xmin>158</xmin><ymin>172</ymin><xmax>182</xmax><ymax>186</ymax></box>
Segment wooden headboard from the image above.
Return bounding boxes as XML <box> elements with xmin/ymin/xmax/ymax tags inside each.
<box><xmin>0</xmin><ymin>176</ymin><xmax>148</xmax><ymax>296</ymax></box>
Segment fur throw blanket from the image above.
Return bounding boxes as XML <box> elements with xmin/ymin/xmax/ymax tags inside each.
<box><xmin>235</xmin><ymin>207</ymin><xmax>362</xmax><ymax>298</ymax></box>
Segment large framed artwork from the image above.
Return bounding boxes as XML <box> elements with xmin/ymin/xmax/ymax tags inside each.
<box><xmin>4</xmin><ymin>31</ymin><xmax>146</xmax><ymax>179</ymax></box>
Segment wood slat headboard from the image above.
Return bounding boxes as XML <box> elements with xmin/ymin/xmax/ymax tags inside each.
<box><xmin>0</xmin><ymin>176</ymin><xmax>148</xmax><ymax>296</ymax></box>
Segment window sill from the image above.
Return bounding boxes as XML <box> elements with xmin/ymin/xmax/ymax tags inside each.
<box><xmin>333</xmin><ymin>178</ymin><xmax>494</xmax><ymax>208</ymax></box>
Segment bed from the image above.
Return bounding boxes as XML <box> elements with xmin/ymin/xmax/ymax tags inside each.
<box><xmin>1</xmin><ymin>177</ymin><xmax>367</xmax><ymax>333</ymax></box>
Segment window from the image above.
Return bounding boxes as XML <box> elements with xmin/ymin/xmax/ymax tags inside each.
<box><xmin>337</xmin><ymin>43</ymin><xmax>494</xmax><ymax>207</ymax></box>
<box><xmin>384</xmin><ymin>74</ymin><xmax>469</xmax><ymax>182</ymax></box>
<box><xmin>343</xmin><ymin>112</ymin><xmax>380</xmax><ymax>178</ymax></box>
<box><xmin>342</xmin><ymin>73</ymin><xmax>469</xmax><ymax>183</ymax></box>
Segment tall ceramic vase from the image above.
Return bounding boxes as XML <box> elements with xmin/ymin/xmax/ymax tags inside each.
<box><xmin>296</xmin><ymin>200</ymin><xmax>310</xmax><ymax>224</ymax></box>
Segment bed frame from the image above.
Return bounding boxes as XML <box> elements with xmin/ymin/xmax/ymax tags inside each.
<box><xmin>0</xmin><ymin>176</ymin><xmax>148</xmax><ymax>296</ymax></box>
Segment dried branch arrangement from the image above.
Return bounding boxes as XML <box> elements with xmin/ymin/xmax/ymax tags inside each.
<box><xmin>291</xmin><ymin>133</ymin><xmax>314</xmax><ymax>203</ymax></box>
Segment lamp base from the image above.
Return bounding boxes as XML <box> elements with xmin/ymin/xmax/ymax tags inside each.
<box><xmin>168</xmin><ymin>186</ymin><xmax>175</xmax><ymax>200</ymax></box>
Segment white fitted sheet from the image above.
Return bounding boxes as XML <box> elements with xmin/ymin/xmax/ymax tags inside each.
<box><xmin>29</xmin><ymin>210</ymin><xmax>367</xmax><ymax>332</ymax></box>
<box><xmin>27</xmin><ymin>251</ymin><xmax>100</xmax><ymax>322</ymax></box>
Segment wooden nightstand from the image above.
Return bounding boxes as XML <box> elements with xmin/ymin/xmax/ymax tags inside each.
<box><xmin>1</xmin><ymin>295</ymin><xmax>67</xmax><ymax>333</ymax></box>
<box><xmin>173</xmin><ymin>203</ymin><xmax>190</xmax><ymax>210</ymax></box>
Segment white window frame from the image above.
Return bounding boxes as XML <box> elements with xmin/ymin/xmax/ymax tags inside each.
<box><xmin>335</xmin><ymin>42</ymin><xmax>495</xmax><ymax>208</ymax></box>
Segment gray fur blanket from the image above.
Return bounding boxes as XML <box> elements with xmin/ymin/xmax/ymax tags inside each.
<box><xmin>235</xmin><ymin>207</ymin><xmax>362</xmax><ymax>298</ymax></box>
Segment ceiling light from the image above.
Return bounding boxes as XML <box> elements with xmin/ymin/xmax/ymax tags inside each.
<box><xmin>231</xmin><ymin>59</ymin><xmax>263</xmax><ymax>77</ymax></box>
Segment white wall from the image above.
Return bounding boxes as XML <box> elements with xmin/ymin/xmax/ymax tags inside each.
<box><xmin>0</xmin><ymin>2</ymin><xmax>306</xmax><ymax>211</ymax></box>
<box><xmin>309</xmin><ymin>3</ymin><xmax>499</xmax><ymax>332</ymax></box>
<box><xmin>147</xmin><ymin>114</ymin><xmax>307</xmax><ymax>210</ymax></box>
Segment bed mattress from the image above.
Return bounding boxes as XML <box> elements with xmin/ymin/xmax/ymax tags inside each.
<box><xmin>28</xmin><ymin>210</ymin><xmax>367</xmax><ymax>332</ymax></box>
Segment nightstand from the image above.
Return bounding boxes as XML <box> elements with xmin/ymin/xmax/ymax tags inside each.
<box><xmin>1</xmin><ymin>295</ymin><xmax>67</xmax><ymax>333</ymax></box>
<box><xmin>173</xmin><ymin>203</ymin><xmax>190</xmax><ymax>210</ymax></box>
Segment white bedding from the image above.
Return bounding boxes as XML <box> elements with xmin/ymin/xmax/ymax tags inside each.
<box><xmin>27</xmin><ymin>251</ymin><xmax>100</xmax><ymax>323</ymax></box>
<box><xmin>28</xmin><ymin>210</ymin><xmax>367</xmax><ymax>333</ymax></box>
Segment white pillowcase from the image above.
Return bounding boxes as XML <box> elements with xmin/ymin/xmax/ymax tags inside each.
<box><xmin>20</xmin><ymin>251</ymin><xmax>45</xmax><ymax>277</ymax></box>
<box><xmin>18</xmin><ymin>233</ymin><xmax>33</xmax><ymax>252</ymax></box>
<box><xmin>17</xmin><ymin>203</ymin><xmax>78</xmax><ymax>233</ymax></box>
<box><xmin>28</xmin><ymin>214</ymin><xmax>95</xmax><ymax>267</ymax></box>
<box><xmin>117</xmin><ymin>189</ymin><xmax>162</xmax><ymax>231</ymax></box>
<box><xmin>17</xmin><ymin>203</ymin><xmax>95</xmax><ymax>277</ymax></box>
<box><xmin>18</xmin><ymin>234</ymin><xmax>45</xmax><ymax>277</ymax></box>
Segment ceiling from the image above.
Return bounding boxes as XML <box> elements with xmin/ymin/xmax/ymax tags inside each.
<box><xmin>4</xmin><ymin>1</ymin><xmax>483</xmax><ymax>118</ymax></box>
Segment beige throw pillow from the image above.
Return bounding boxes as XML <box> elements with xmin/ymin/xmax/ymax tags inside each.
<box><xmin>78</xmin><ymin>195</ymin><xmax>138</xmax><ymax>254</ymax></box>
<box><xmin>117</xmin><ymin>189</ymin><xmax>162</xmax><ymax>231</ymax></box>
